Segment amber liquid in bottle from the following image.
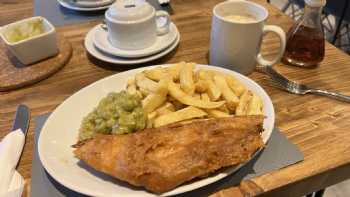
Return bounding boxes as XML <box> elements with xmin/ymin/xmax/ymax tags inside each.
<box><xmin>282</xmin><ymin>2</ymin><xmax>325</xmax><ymax>67</ymax></box>
<box><xmin>282</xmin><ymin>25</ymin><xmax>325</xmax><ymax>67</ymax></box>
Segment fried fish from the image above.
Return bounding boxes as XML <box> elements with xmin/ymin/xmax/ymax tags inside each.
<box><xmin>74</xmin><ymin>116</ymin><xmax>264</xmax><ymax>193</ymax></box>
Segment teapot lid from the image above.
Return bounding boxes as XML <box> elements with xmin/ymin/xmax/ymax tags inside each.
<box><xmin>106</xmin><ymin>0</ymin><xmax>154</xmax><ymax>22</ymax></box>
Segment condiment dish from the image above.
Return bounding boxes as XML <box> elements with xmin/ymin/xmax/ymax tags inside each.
<box><xmin>0</xmin><ymin>16</ymin><xmax>58</xmax><ymax>65</ymax></box>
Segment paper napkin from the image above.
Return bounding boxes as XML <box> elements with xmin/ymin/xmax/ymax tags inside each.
<box><xmin>0</xmin><ymin>129</ymin><xmax>25</xmax><ymax>197</ymax></box>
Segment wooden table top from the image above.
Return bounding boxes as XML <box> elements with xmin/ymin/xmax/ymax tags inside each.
<box><xmin>1</xmin><ymin>0</ymin><xmax>350</xmax><ymax>196</ymax></box>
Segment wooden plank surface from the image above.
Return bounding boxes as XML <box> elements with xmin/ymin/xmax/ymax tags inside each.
<box><xmin>0</xmin><ymin>35</ymin><xmax>72</xmax><ymax>91</ymax></box>
<box><xmin>1</xmin><ymin>0</ymin><xmax>350</xmax><ymax>196</ymax></box>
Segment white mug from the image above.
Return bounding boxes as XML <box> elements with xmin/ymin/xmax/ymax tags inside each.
<box><xmin>105</xmin><ymin>0</ymin><xmax>171</xmax><ymax>50</ymax></box>
<box><xmin>209</xmin><ymin>0</ymin><xmax>286</xmax><ymax>75</ymax></box>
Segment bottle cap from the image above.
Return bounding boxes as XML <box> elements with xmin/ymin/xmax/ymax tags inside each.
<box><xmin>305</xmin><ymin>0</ymin><xmax>326</xmax><ymax>7</ymax></box>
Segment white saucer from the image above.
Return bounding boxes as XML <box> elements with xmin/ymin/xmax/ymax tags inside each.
<box><xmin>67</xmin><ymin>0</ymin><xmax>114</xmax><ymax>8</ymax></box>
<box><xmin>85</xmin><ymin>25</ymin><xmax>180</xmax><ymax>65</ymax></box>
<box><xmin>57</xmin><ymin>0</ymin><xmax>111</xmax><ymax>11</ymax></box>
<box><xmin>93</xmin><ymin>23</ymin><xmax>179</xmax><ymax>58</ymax></box>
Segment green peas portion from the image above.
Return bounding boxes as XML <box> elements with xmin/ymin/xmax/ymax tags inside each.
<box><xmin>79</xmin><ymin>91</ymin><xmax>146</xmax><ymax>140</ymax></box>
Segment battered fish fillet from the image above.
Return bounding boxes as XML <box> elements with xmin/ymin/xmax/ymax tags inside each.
<box><xmin>74</xmin><ymin>116</ymin><xmax>264</xmax><ymax>193</ymax></box>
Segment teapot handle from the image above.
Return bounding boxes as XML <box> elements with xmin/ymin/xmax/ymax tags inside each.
<box><xmin>156</xmin><ymin>11</ymin><xmax>171</xmax><ymax>36</ymax></box>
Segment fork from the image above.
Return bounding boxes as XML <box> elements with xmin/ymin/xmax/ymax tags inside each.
<box><xmin>258</xmin><ymin>66</ymin><xmax>350</xmax><ymax>103</ymax></box>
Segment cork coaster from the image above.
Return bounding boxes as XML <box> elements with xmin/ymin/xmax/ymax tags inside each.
<box><xmin>0</xmin><ymin>35</ymin><xmax>72</xmax><ymax>91</ymax></box>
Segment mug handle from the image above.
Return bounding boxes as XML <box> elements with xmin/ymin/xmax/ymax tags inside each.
<box><xmin>256</xmin><ymin>25</ymin><xmax>286</xmax><ymax>66</ymax></box>
<box><xmin>155</xmin><ymin>11</ymin><xmax>171</xmax><ymax>36</ymax></box>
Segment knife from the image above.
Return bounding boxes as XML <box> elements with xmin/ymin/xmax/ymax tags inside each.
<box><xmin>12</xmin><ymin>104</ymin><xmax>30</xmax><ymax>137</ymax></box>
<box><xmin>0</xmin><ymin>105</ymin><xmax>30</xmax><ymax>193</ymax></box>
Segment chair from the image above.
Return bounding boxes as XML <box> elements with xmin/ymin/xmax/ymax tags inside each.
<box><xmin>323</xmin><ymin>0</ymin><xmax>350</xmax><ymax>47</ymax></box>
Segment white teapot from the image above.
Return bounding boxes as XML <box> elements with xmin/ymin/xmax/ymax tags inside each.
<box><xmin>105</xmin><ymin>0</ymin><xmax>171</xmax><ymax>50</ymax></box>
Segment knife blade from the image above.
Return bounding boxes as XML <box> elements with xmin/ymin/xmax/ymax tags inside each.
<box><xmin>12</xmin><ymin>104</ymin><xmax>30</xmax><ymax>136</ymax></box>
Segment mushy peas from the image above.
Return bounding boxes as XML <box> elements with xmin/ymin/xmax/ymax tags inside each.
<box><xmin>5</xmin><ymin>18</ymin><xmax>45</xmax><ymax>43</ymax></box>
<box><xmin>79</xmin><ymin>91</ymin><xmax>147</xmax><ymax>140</ymax></box>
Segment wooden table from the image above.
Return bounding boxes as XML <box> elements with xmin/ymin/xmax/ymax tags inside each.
<box><xmin>1</xmin><ymin>0</ymin><xmax>350</xmax><ymax>196</ymax></box>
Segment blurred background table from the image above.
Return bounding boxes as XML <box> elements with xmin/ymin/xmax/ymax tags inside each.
<box><xmin>1</xmin><ymin>0</ymin><xmax>350</xmax><ymax>196</ymax></box>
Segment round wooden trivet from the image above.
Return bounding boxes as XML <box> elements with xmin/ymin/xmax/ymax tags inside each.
<box><xmin>0</xmin><ymin>35</ymin><xmax>72</xmax><ymax>91</ymax></box>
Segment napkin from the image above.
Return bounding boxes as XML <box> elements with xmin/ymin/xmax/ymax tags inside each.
<box><xmin>0</xmin><ymin>129</ymin><xmax>25</xmax><ymax>197</ymax></box>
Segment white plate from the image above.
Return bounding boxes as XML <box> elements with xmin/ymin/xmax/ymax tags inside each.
<box><xmin>57</xmin><ymin>0</ymin><xmax>111</xmax><ymax>11</ymax></box>
<box><xmin>38</xmin><ymin>64</ymin><xmax>275</xmax><ymax>197</ymax></box>
<box><xmin>85</xmin><ymin>25</ymin><xmax>180</xmax><ymax>65</ymax></box>
<box><xmin>67</xmin><ymin>0</ymin><xmax>115</xmax><ymax>8</ymax></box>
<box><xmin>93</xmin><ymin>23</ymin><xmax>178</xmax><ymax>58</ymax></box>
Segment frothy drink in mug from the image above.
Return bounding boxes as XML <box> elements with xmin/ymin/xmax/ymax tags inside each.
<box><xmin>209</xmin><ymin>0</ymin><xmax>286</xmax><ymax>75</ymax></box>
<box><xmin>224</xmin><ymin>14</ymin><xmax>257</xmax><ymax>23</ymax></box>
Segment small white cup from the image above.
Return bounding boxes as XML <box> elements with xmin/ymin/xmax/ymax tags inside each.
<box><xmin>105</xmin><ymin>0</ymin><xmax>171</xmax><ymax>50</ymax></box>
<box><xmin>209</xmin><ymin>0</ymin><xmax>286</xmax><ymax>75</ymax></box>
<box><xmin>0</xmin><ymin>16</ymin><xmax>58</xmax><ymax>65</ymax></box>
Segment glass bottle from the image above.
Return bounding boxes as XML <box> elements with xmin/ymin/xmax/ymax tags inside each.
<box><xmin>282</xmin><ymin>0</ymin><xmax>326</xmax><ymax>67</ymax></box>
